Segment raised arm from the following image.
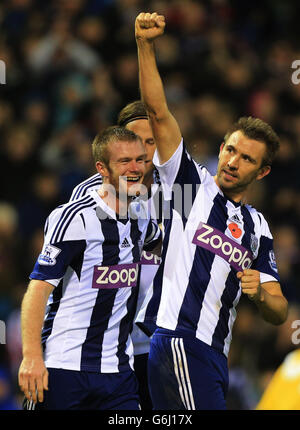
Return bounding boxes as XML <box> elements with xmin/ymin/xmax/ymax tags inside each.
<box><xmin>135</xmin><ymin>12</ymin><xmax>182</xmax><ymax>164</ymax></box>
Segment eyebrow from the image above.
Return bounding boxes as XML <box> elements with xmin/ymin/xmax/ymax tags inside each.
<box><xmin>115</xmin><ymin>153</ymin><xmax>147</xmax><ymax>162</ymax></box>
<box><xmin>226</xmin><ymin>144</ymin><xmax>257</xmax><ymax>164</ymax></box>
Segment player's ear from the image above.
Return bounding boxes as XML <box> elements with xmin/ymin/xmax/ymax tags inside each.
<box><xmin>218</xmin><ymin>142</ymin><xmax>225</xmax><ymax>158</ymax></box>
<box><xmin>96</xmin><ymin>161</ymin><xmax>109</xmax><ymax>177</ymax></box>
<box><xmin>256</xmin><ymin>165</ymin><xmax>271</xmax><ymax>181</ymax></box>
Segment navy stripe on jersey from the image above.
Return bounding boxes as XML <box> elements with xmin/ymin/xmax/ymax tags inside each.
<box><xmin>211</xmin><ymin>204</ymin><xmax>255</xmax><ymax>351</ymax></box>
<box><xmin>70</xmin><ymin>174</ymin><xmax>102</xmax><ymax>201</ymax></box>
<box><xmin>30</xmin><ymin>240</ymin><xmax>87</xmax><ymax>281</ymax></box>
<box><xmin>211</xmin><ymin>269</ymin><xmax>239</xmax><ymax>351</ymax></box>
<box><xmin>174</xmin><ymin>144</ymin><xmax>202</xmax><ymax>187</ymax></box>
<box><xmin>50</xmin><ymin>195</ymin><xmax>95</xmax><ymax>243</ymax></box>
<box><xmin>252</xmin><ymin>235</ymin><xmax>280</xmax><ymax>281</ymax></box>
<box><xmin>136</xmin><ymin>212</ymin><xmax>174</xmax><ymax>337</ymax></box>
<box><xmin>117</xmin><ymin>279</ymin><xmax>140</xmax><ymax>371</ymax></box>
<box><xmin>130</xmin><ymin>219</ymin><xmax>143</xmax><ymax>262</ymax></box>
<box><xmin>41</xmin><ymin>280</ymin><xmax>64</xmax><ymax>349</ymax></box>
<box><xmin>80</xmin><ymin>215</ymin><xmax>124</xmax><ymax>371</ymax></box>
<box><xmin>176</xmin><ymin>193</ymin><xmax>229</xmax><ymax>333</ymax></box>
<box><xmin>240</xmin><ymin>205</ymin><xmax>255</xmax><ymax>257</ymax></box>
<box><xmin>173</xmin><ymin>145</ymin><xmax>202</xmax><ymax>228</ymax></box>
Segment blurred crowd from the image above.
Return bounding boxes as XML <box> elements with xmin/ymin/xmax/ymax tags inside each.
<box><xmin>0</xmin><ymin>0</ymin><xmax>300</xmax><ymax>410</ymax></box>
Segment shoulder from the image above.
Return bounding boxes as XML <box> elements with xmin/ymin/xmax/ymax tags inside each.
<box><xmin>46</xmin><ymin>195</ymin><xmax>97</xmax><ymax>242</ymax></box>
<box><xmin>70</xmin><ymin>173</ymin><xmax>102</xmax><ymax>201</ymax></box>
<box><xmin>244</xmin><ymin>205</ymin><xmax>273</xmax><ymax>239</ymax></box>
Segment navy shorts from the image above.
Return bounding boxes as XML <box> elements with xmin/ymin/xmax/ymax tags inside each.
<box><xmin>24</xmin><ymin>368</ymin><xmax>140</xmax><ymax>410</ymax></box>
<box><xmin>148</xmin><ymin>328</ymin><xmax>229</xmax><ymax>410</ymax></box>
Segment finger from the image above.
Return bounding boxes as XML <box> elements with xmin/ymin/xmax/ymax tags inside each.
<box><xmin>239</xmin><ymin>276</ymin><xmax>258</xmax><ymax>283</ymax></box>
<box><xmin>241</xmin><ymin>282</ymin><xmax>259</xmax><ymax>290</ymax></box>
<box><xmin>36</xmin><ymin>378</ymin><xmax>44</xmax><ymax>403</ymax></box>
<box><xmin>242</xmin><ymin>287</ymin><xmax>257</xmax><ymax>295</ymax></box>
<box><xmin>236</xmin><ymin>271</ymin><xmax>243</xmax><ymax>279</ymax></box>
<box><xmin>143</xmin><ymin>12</ymin><xmax>152</xmax><ymax>28</ymax></box>
<box><xmin>156</xmin><ymin>15</ymin><xmax>166</xmax><ymax>28</ymax></box>
<box><xmin>150</xmin><ymin>12</ymin><xmax>158</xmax><ymax>21</ymax></box>
<box><xmin>29</xmin><ymin>378</ymin><xmax>38</xmax><ymax>404</ymax></box>
<box><xmin>43</xmin><ymin>369</ymin><xmax>49</xmax><ymax>392</ymax></box>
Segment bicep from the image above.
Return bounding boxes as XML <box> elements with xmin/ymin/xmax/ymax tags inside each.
<box><xmin>26</xmin><ymin>279</ymin><xmax>54</xmax><ymax>303</ymax></box>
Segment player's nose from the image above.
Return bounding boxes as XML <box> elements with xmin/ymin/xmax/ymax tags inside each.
<box><xmin>228</xmin><ymin>155</ymin><xmax>239</xmax><ymax>170</ymax></box>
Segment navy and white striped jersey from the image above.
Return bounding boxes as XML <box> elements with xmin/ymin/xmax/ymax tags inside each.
<box><xmin>30</xmin><ymin>190</ymin><xmax>161</xmax><ymax>373</ymax></box>
<box><xmin>70</xmin><ymin>171</ymin><xmax>162</xmax><ymax>356</ymax></box>
<box><xmin>140</xmin><ymin>140</ymin><xmax>280</xmax><ymax>357</ymax></box>
<box><xmin>69</xmin><ymin>173</ymin><xmax>103</xmax><ymax>201</ymax></box>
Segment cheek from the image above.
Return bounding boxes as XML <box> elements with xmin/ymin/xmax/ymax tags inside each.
<box><xmin>147</xmin><ymin>146</ymin><xmax>156</xmax><ymax>159</ymax></box>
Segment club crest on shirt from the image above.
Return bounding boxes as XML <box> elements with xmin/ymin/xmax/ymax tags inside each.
<box><xmin>250</xmin><ymin>234</ymin><xmax>259</xmax><ymax>256</ymax></box>
<box><xmin>38</xmin><ymin>244</ymin><xmax>61</xmax><ymax>266</ymax></box>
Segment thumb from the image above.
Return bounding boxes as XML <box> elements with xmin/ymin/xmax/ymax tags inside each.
<box><xmin>236</xmin><ymin>271</ymin><xmax>243</xmax><ymax>279</ymax></box>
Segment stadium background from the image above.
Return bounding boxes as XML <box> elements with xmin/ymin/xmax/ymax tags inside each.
<box><xmin>0</xmin><ymin>0</ymin><xmax>300</xmax><ymax>410</ymax></box>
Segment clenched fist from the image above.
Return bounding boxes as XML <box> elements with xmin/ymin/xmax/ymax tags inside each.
<box><xmin>237</xmin><ymin>269</ymin><xmax>262</xmax><ymax>302</ymax></box>
<box><xmin>135</xmin><ymin>12</ymin><xmax>165</xmax><ymax>42</ymax></box>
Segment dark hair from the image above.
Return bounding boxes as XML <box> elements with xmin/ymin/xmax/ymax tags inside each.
<box><xmin>224</xmin><ymin>116</ymin><xmax>280</xmax><ymax>166</ymax></box>
<box><xmin>92</xmin><ymin>125</ymin><xmax>140</xmax><ymax>165</ymax></box>
<box><xmin>117</xmin><ymin>100</ymin><xmax>148</xmax><ymax>127</ymax></box>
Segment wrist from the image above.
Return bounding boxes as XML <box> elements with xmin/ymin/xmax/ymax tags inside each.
<box><xmin>22</xmin><ymin>347</ymin><xmax>43</xmax><ymax>358</ymax></box>
<box><xmin>136</xmin><ymin>37</ymin><xmax>155</xmax><ymax>47</ymax></box>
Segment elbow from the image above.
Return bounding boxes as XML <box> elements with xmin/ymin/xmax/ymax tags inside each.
<box><xmin>143</xmin><ymin>100</ymin><xmax>169</xmax><ymax>123</ymax></box>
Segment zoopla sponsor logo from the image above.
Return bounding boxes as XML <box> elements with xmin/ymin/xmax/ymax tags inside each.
<box><xmin>192</xmin><ymin>222</ymin><xmax>253</xmax><ymax>271</ymax></box>
<box><xmin>92</xmin><ymin>263</ymin><xmax>139</xmax><ymax>289</ymax></box>
<box><xmin>0</xmin><ymin>321</ymin><xmax>6</xmax><ymax>344</ymax></box>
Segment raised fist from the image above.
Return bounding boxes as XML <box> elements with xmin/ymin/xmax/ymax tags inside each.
<box><xmin>135</xmin><ymin>12</ymin><xmax>166</xmax><ymax>42</ymax></box>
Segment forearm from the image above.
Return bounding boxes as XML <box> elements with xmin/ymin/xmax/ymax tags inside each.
<box><xmin>253</xmin><ymin>287</ymin><xmax>288</xmax><ymax>325</ymax></box>
<box><xmin>21</xmin><ymin>280</ymin><xmax>53</xmax><ymax>358</ymax></box>
<box><xmin>135</xmin><ymin>12</ymin><xmax>182</xmax><ymax>163</ymax></box>
<box><xmin>137</xmin><ymin>39</ymin><xmax>168</xmax><ymax>120</ymax></box>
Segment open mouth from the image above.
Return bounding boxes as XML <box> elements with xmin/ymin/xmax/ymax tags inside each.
<box><xmin>126</xmin><ymin>176</ymin><xmax>142</xmax><ymax>183</ymax></box>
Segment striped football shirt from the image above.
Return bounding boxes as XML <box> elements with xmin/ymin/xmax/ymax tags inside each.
<box><xmin>30</xmin><ymin>190</ymin><xmax>160</xmax><ymax>372</ymax></box>
<box><xmin>137</xmin><ymin>140</ymin><xmax>280</xmax><ymax>357</ymax></box>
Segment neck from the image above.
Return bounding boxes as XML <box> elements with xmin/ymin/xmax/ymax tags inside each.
<box><xmin>213</xmin><ymin>175</ymin><xmax>245</xmax><ymax>203</ymax></box>
<box><xmin>98</xmin><ymin>185</ymin><xmax>131</xmax><ymax>217</ymax></box>
<box><xmin>143</xmin><ymin>169</ymin><xmax>154</xmax><ymax>191</ymax></box>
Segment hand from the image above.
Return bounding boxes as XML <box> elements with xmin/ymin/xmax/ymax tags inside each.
<box><xmin>135</xmin><ymin>12</ymin><xmax>165</xmax><ymax>42</ymax></box>
<box><xmin>237</xmin><ymin>269</ymin><xmax>262</xmax><ymax>302</ymax></box>
<box><xmin>18</xmin><ymin>356</ymin><xmax>49</xmax><ymax>404</ymax></box>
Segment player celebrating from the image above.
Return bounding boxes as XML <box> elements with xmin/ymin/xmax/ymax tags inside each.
<box><xmin>135</xmin><ymin>12</ymin><xmax>288</xmax><ymax>410</ymax></box>
<box><xmin>18</xmin><ymin>126</ymin><xmax>161</xmax><ymax>410</ymax></box>
<box><xmin>69</xmin><ymin>100</ymin><xmax>161</xmax><ymax>410</ymax></box>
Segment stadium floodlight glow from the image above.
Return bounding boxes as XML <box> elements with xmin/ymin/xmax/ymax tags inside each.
<box><xmin>0</xmin><ymin>60</ymin><xmax>5</xmax><ymax>84</ymax></box>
